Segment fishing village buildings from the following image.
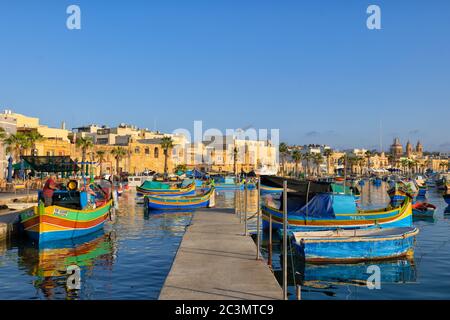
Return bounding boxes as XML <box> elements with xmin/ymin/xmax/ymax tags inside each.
<box><xmin>0</xmin><ymin>110</ymin><xmax>448</xmax><ymax>180</ymax></box>
<box><xmin>0</xmin><ymin>110</ymin><xmax>278</xmax><ymax>179</ymax></box>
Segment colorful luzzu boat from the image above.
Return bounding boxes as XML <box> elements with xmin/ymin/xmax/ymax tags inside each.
<box><xmin>136</xmin><ymin>181</ymin><xmax>195</xmax><ymax>197</ymax></box>
<box><xmin>261</xmin><ymin>184</ymin><xmax>284</xmax><ymax>195</ymax></box>
<box><xmin>292</xmin><ymin>226</ymin><xmax>418</xmax><ymax>263</ymax></box>
<box><xmin>19</xmin><ymin>203</ymin><xmax>113</xmax><ymax>244</ymax></box>
<box><xmin>417</xmin><ymin>186</ymin><xmax>427</xmax><ymax>198</ymax></box>
<box><xmin>144</xmin><ymin>187</ymin><xmax>215</xmax><ymax>210</ymax></box>
<box><xmin>412</xmin><ymin>202</ymin><xmax>436</xmax><ymax>218</ymax></box>
<box><xmin>20</xmin><ymin>187</ymin><xmax>113</xmax><ymax>244</ymax></box>
<box><xmin>262</xmin><ymin>193</ymin><xmax>413</xmax><ymax>231</ymax></box>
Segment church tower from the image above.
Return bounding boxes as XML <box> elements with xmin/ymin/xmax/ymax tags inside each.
<box><xmin>406</xmin><ymin>141</ymin><xmax>413</xmax><ymax>158</ymax></box>
<box><xmin>390</xmin><ymin>138</ymin><xmax>403</xmax><ymax>160</ymax></box>
<box><xmin>416</xmin><ymin>141</ymin><xmax>424</xmax><ymax>158</ymax></box>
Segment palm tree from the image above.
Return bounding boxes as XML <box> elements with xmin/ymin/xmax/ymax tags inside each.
<box><xmin>365</xmin><ymin>150</ymin><xmax>373</xmax><ymax>174</ymax></box>
<box><xmin>278</xmin><ymin>143</ymin><xmax>289</xmax><ymax>176</ymax></box>
<box><xmin>233</xmin><ymin>146</ymin><xmax>239</xmax><ymax>175</ymax></box>
<box><xmin>0</xmin><ymin>127</ymin><xmax>6</xmax><ymax>141</ymax></box>
<box><xmin>110</xmin><ymin>147</ymin><xmax>127</xmax><ymax>175</ymax></box>
<box><xmin>160</xmin><ymin>136</ymin><xmax>174</xmax><ymax>178</ymax></box>
<box><xmin>26</xmin><ymin>131</ymin><xmax>44</xmax><ymax>155</ymax></box>
<box><xmin>400</xmin><ymin>159</ymin><xmax>409</xmax><ymax>175</ymax></box>
<box><xmin>313</xmin><ymin>153</ymin><xmax>324</xmax><ymax>177</ymax></box>
<box><xmin>76</xmin><ymin>137</ymin><xmax>94</xmax><ymax>175</ymax></box>
<box><xmin>304</xmin><ymin>152</ymin><xmax>313</xmax><ymax>177</ymax></box>
<box><xmin>291</xmin><ymin>150</ymin><xmax>302</xmax><ymax>178</ymax></box>
<box><xmin>96</xmin><ymin>150</ymin><xmax>106</xmax><ymax>176</ymax></box>
<box><xmin>323</xmin><ymin>149</ymin><xmax>333</xmax><ymax>175</ymax></box>
<box><xmin>3</xmin><ymin>132</ymin><xmax>28</xmax><ymax>161</ymax></box>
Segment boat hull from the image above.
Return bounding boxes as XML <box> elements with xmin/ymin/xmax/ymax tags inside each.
<box><xmin>136</xmin><ymin>183</ymin><xmax>196</xmax><ymax>197</ymax></box>
<box><xmin>262</xmin><ymin>198</ymin><xmax>413</xmax><ymax>231</ymax></box>
<box><xmin>293</xmin><ymin>227</ymin><xmax>418</xmax><ymax>263</ymax></box>
<box><xmin>145</xmin><ymin>189</ymin><xmax>215</xmax><ymax>211</ymax></box>
<box><xmin>19</xmin><ymin>201</ymin><xmax>112</xmax><ymax>244</ymax></box>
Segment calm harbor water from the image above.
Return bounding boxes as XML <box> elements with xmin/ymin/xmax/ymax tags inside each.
<box><xmin>260</xmin><ymin>182</ymin><xmax>450</xmax><ymax>300</ymax></box>
<box><xmin>0</xmin><ymin>183</ymin><xmax>449</xmax><ymax>300</ymax></box>
<box><xmin>0</xmin><ymin>192</ymin><xmax>191</xmax><ymax>300</ymax></box>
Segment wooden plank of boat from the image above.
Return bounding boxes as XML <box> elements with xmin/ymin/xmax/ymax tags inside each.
<box><xmin>292</xmin><ymin>227</ymin><xmax>419</xmax><ymax>263</ymax></box>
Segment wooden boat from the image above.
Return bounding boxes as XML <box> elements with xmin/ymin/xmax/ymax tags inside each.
<box><xmin>19</xmin><ymin>202</ymin><xmax>113</xmax><ymax>244</ymax></box>
<box><xmin>20</xmin><ymin>186</ymin><xmax>113</xmax><ymax>244</ymax></box>
<box><xmin>412</xmin><ymin>202</ymin><xmax>436</xmax><ymax>218</ymax></box>
<box><xmin>136</xmin><ymin>181</ymin><xmax>195</xmax><ymax>197</ymax></box>
<box><xmin>144</xmin><ymin>187</ymin><xmax>216</xmax><ymax>210</ymax></box>
<box><xmin>292</xmin><ymin>227</ymin><xmax>419</xmax><ymax>263</ymax></box>
<box><xmin>262</xmin><ymin>193</ymin><xmax>413</xmax><ymax>231</ymax></box>
<box><xmin>261</xmin><ymin>184</ymin><xmax>284</xmax><ymax>194</ymax></box>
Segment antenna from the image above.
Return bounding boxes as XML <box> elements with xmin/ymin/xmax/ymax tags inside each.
<box><xmin>379</xmin><ymin>120</ymin><xmax>383</xmax><ymax>152</ymax></box>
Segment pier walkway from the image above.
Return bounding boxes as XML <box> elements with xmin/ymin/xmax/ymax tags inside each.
<box><xmin>159</xmin><ymin>208</ymin><xmax>282</xmax><ymax>300</ymax></box>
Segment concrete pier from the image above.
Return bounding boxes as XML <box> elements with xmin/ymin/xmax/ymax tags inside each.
<box><xmin>0</xmin><ymin>193</ymin><xmax>37</xmax><ymax>241</ymax></box>
<box><xmin>159</xmin><ymin>208</ymin><xmax>282</xmax><ymax>300</ymax></box>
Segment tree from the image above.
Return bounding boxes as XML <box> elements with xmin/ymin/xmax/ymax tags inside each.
<box><xmin>26</xmin><ymin>131</ymin><xmax>44</xmax><ymax>155</ymax></box>
<box><xmin>3</xmin><ymin>132</ymin><xmax>28</xmax><ymax>161</ymax></box>
<box><xmin>279</xmin><ymin>143</ymin><xmax>289</xmax><ymax>176</ymax></box>
<box><xmin>312</xmin><ymin>153</ymin><xmax>324</xmax><ymax>177</ymax></box>
<box><xmin>233</xmin><ymin>146</ymin><xmax>239</xmax><ymax>175</ymax></box>
<box><xmin>96</xmin><ymin>150</ymin><xmax>106</xmax><ymax>176</ymax></box>
<box><xmin>323</xmin><ymin>149</ymin><xmax>333</xmax><ymax>175</ymax></box>
<box><xmin>160</xmin><ymin>136</ymin><xmax>174</xmax><ymax>179</ymax></box>
<box><xmin>76</xmin><ymin>137</ymin><xmax>94</xmax><ymax>175</ymax></box>
<box><xmin>365</xmin><ymin>150</ymin><xmax>373</xmax><ymax>174</ymax></box>
<box><xmin>291</xmin><ymin>150</ymin><xmax>302</xmax><ymax>178</ymax></box>
<box><xmin>110</xmin><ymin>147</ymin><xmax>127</xmax><ymax>175</ymax></box>
<box><xmin>0</xmin><ymin>127</ymin><xmax>6</xmax><ymax>141</ymax></box>
<box><xmin>304</xmin><ymin>152</ymin><xmax>313</xmax><ymax>176</ymax></box>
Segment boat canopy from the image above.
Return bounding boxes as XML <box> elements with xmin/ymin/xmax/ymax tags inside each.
<box><xmin>291</xmin><ymin>193</ymin><xmax>358</xmax><ymax>218</ymax></box>
<box><xmin>141</xmin><ymin>180</ymin><xmax>171</xmax><ymax>190</ymax></box>
<box><xmin>21</xmin><ymin>156</ymin><xmax>80</xmax><ymax>173</ymax></box>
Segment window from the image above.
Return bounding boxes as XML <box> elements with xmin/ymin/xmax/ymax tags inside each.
<box><xmin>135</xmin><ymin>147</ymin><xmax>140</xmax><ymax>154</ymax></box>
<box><xmin>154</xmin><ymin>147</ymin><xmax>159</xmax><ymax>158</ymax></box>
<box><xmin>145</xmin><ymin>148</ymin><xmax>150</xmax><ymax>155</ymax></box>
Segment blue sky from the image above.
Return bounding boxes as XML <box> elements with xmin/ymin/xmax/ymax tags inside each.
<box><xmin>0</xmin><ymin>0</ymin><xmax>449</xmax><ymax>151</ymax></box>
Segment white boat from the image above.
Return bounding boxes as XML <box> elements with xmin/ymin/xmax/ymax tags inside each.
<box><xmin>127</xmin><ymin>175</ymin><xmax>154</xmax><ymax>188</ymax></box>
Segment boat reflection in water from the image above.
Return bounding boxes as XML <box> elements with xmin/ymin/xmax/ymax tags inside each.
<box><xmin>18</xmin><ymin>230</ymin><xmax>116</xmax><ymax>300</ymax></box>
<box><xmin>300</xmin><ymin>259</ymin><xmax>417</xmax><ymax>290</ymax></box>
<box><xmin>275</xmin><ymin>252</ymin><xmax>417</xmax><ymax>298</ymax></box>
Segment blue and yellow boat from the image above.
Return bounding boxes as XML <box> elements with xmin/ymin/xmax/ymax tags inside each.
<box><xmin>262</xmin><ymin>193</ymin><xmax>413</xmax><ymax>231</ymax></box>
<box><xmin>261</xmin><ymin>184</ymin><xmax>284</xmax><ymax>195</ymax></box>
<box><xmin>136</xmin><ymin>181</ymin><xmax>196</xmax><ymax>197</ymax></box>
<box><xmin>144</xmin><ymin>187</ymin><xmax>215</xmax><ymax>211</ymax></box>
<box><xmin>292</xmin><ymin>227</ymin><xmax>418</xmax><ymax>263</ymax></box>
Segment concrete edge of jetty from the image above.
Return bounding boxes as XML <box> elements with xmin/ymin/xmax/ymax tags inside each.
<box><xmin>159</xmin><ymin>208</ymin><xmax>282</xmax><ymax>300</ymax></box>
<box><xmin>0</xmin><ymin>193</ymin><xmax>38</xmax><ymax>242</ymax></box>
